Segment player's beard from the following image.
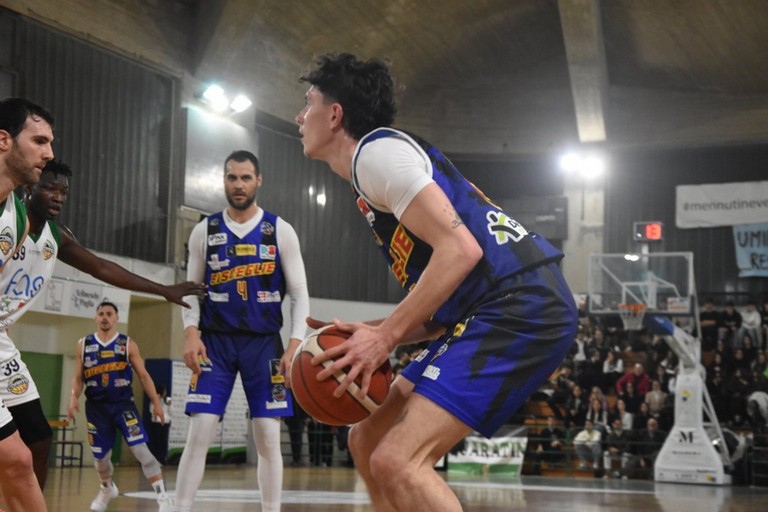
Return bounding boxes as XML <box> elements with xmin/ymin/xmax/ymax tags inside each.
<box><xmin>5</xmin><ymin>144</ymin><xmax>41</xmax><ymax>186</ymax></box>
<box><xmin>226</xmin><ymin>190</ymin><xmax>256</xmax><ymax>211</ymax></box>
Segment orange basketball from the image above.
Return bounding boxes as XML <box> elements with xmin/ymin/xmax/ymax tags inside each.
<box><xmin>290</xmin><ymin>325</ymin><xmax>392</xmax><ymax>426</ymax></box>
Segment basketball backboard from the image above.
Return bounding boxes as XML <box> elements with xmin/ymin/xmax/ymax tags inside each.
<box><xmin>587</xmin><ymin>252</ymin><xmax>695</xmax><ymax>316</ymax></box>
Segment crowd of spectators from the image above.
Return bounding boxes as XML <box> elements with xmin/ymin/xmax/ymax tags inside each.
<box><xmin>527</xmin><ymin>296</ymin><xmax>768</xmax><ymax>479</ymax></box>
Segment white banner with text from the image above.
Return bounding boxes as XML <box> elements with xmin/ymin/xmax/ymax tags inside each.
<box><xmin>447</xmin><ymin>426</ymin><xmax>527</xmax><ymax>476</ymax></box>
<box><xmin>733</xmin><ymin>223</ymin><xmax>768</xmax><ymax>277</ymax></box>
<box><xmin>676</xmin><ymin>181</ymin><xmax>768</xmax><ymax>228</ymax></box>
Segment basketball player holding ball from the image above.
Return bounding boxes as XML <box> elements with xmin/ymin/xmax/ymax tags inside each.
<box><xmin>296</xmin><ymin>54</ymin><xmax>578</xmax><ymax>511</ymax></box>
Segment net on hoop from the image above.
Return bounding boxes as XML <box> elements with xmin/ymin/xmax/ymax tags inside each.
<box><xmin>618</xmin><ymin>303</ymin><xmax>647</xmax><ymax>331</ymax></box>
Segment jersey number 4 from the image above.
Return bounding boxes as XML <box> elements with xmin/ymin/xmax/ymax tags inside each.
<box><xmin>237</xmin><ymin>280</ymin><xmax>247</xmax><ymax>301</ymax></box>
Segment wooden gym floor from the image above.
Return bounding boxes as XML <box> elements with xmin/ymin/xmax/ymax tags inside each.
<box><xmin>42</xmin><ymin>464</ymin><xmax>768</xmax><ymax>511</ymax></box>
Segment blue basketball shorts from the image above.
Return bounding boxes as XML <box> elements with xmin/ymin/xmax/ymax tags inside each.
<box><xmin>85</xmin><ymin>400</ymin><xmax>147</xmax><ymax>459</ymax></box>
<box><xmin>401</xmin><ymin>262</ymin><xmax>578</xmax><ymax>438</ymax></box>
<box><xmin>184</xmin><ymin>331</ymin><xmax>293</xmax><ymax>418</ymax></box>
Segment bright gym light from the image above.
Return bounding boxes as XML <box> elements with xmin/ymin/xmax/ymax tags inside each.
<box><xmin>230</xmin><ymin>95</ymin><xmax>252</xmax><ymax>113</ymax></box>
<box><xmin>199</xmin><ymin>84</ymin><xmax>252</xmax><ymax>115</ymax></box>
<box><xmin>559</xmin><ymin>150</ymin><xmax>605</xmax><ymax>180</ymax></box>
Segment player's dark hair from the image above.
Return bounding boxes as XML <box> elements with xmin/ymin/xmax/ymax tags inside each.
<box><xmin>300</xmin><ymin>53</ymin><xmax>397</xmax><ymax>140</ymax></box>
<box><xmin>41</xmin><ymin>159</ymin><xmax>73</xmax><ymax>178</ymax></box>
<box><xmin>97</xmin><ymin>301</ymin><xmax>118</xmax><ymax>314</ymax></box>
<box><xmin>225</xmin><ymin>150</ymin><xmax>260</xmax><ymax>176</ymax></box>
<box><xmin>0</xmin><ymin>97</ymin><xmax>55</xmax><ymax>138</ymax></box>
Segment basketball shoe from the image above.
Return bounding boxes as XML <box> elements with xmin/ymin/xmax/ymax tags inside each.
<box><xmin>90</xmin><ymin>481</ymin><xmax>118</xmax><ymax>512</ymax></box>
<box><xmin>157</xmin><ymin>492</ymin><xmax>173</xmax><ymax>512</ymax></box>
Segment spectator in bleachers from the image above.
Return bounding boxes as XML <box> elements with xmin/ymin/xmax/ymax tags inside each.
<box><xmin>753</xmin><ymin>351</ymin><xmax>767</xmax><ymax>376</ymax></box>
<box><xmin>547</xmin><ymin>363</ymin><xmax>576</xmax><ymax>422</ymax></box>
<box><xmin>654</xmin><ymin>365</ymin><xmax>672</xmax><ymax>394</ymax></box>
<box><xmin>713</xmin><ymin>338</ymin><xmax>734</xmax><ymax>373</ymax></box>
<box><xmin>571</xmin><ymin>328</ymin><xmax>589</xmax><ymax>368</ymax></box>
<box><xmin>602</xmin><ymin>350</ymin><xmax>623</xmax><ymax>394</ymax></box>
<box><xmin>726</xmin><ymin>367</ymin><xmax>753</xmax><ymax>427</ymax></box>
<box><xmin>699</xmin><ymin>298</ymin><xmax>722</xmax><ymax>351</ymax></box>
<box><xmin>578</xmin><ymin>349</ymin><xmax>603</xmax><ymax>392</ymax></box>
<box><xmin>530</xmin><ymin>416</ymin><xmax>566</xmax><ymax>474</ymax></box>
<box><xmin>761</xmin><ymin>299</ymin><xmax>768</xmax><ymax>352</ymax></box>
<box><xmin>658</xmin><ymin>352</ymin><xmax>678</xmax><ymax>378</ymax></box>
<box><xmin>610</xmin><ymin>398</ymin><xmax>634</xmax><ymax>431</ymax></box>
<box><xmin>603</xmin><ymin>417</ymin><xmax>632</xmax><ymax>479</ymax></box>
<box><xmin>592</xmin><ymin>328</ymin><xmax>611</xmax><ymax>358</ymax></box>
<box><xmin>588</xmin><ymin>386</ymin><xmax>609</xmax><ymax>411</ymax></box>
<box><xmin>648</xmin><ymin>335</ymin><xmax>670</xmax><ymax>372</ymax></box>
<box><xmin>644</xmin><ymin>379</ymin><xmax>667</xmax><ymax>419</ymax></box>
<box><xmin>720</xmin><ymin>301</ymin><xmax>742</xmax><ymax>347</ymax></box>
<box><xmin>629</xmin><ymin>331</ymin><xmax>651</xmax><ymax>354</ymax></box>
<box><xmin>732</xmin><ymin>348</ymin><xmax>751</xmax><ymax>377</ymax></box>
<box><xmin>573</xmin><ymin>419</ymin><xmax>602</xmax><ymax>472</ymax></box>
<box><xmin>712</xmin><ymin>340</ymin><xmax>733</xmax><ymax>375</ymax></box>
<box><xmin>741</xmin><ymin>337</ymin><xmax>758</xmax><ymax>368</ymax></box>
<box><xmin>737</xmin><ymin>300</ymin><xmax>762</xmax><ymax>350</ymax></box>
<box><xmin>601</xmin><ymin>315</ymin><xmax>625</xmax><ymax>351</ymax></box>
<box><xmin>617</xmin><ymin>380</ymin><xmax>643</xmax><ymax>414</ymax></box>
<box><xmin>564</xmin><ymin>384</ymin><xmax>588</xmax><ymax>428</ymax></box>
<box><xmin>632</xmin><ymin>401</ymin><xmax>653</xmax><ymax>431</ymax></box>
<box><xmin>626</xmin><ymin>418</ymin><xmax>666</xmax><ymax>479</ymax></box>
<box><xmin>657</xmin><ymin>392</ymin><xmax>675</xmax><ymax>433</ymax></box>
<box><xmin>706</xmin><ymin>366</ymin><xmax>728</xmax><ymax>421</ymax></box>
<box><xmin>585</xmin><ymin>398</ymin><xmax>609</xmax><ymax>437</ymax></box>
<box><xmin>616</xmin><ymin>363</ymin><xmax>651</xmax><ymax>399</ymax></box>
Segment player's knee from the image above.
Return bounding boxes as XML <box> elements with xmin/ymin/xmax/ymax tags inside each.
<box><xmin>347</xmin><ymin>423</ymin><xmax>374</xmax><ymax>463</ymax></box>
<box><xmin>0</xmin><ymin>442</ymin><xmax>35</xmax><ymax>479</ymax></box>
<box><xmin>368</xmin><ymin>444</ymin><xmax>408</xmax><ymax>489</ymax></box>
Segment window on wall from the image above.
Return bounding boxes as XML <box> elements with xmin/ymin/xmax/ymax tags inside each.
<box><xmin>6</xmin><ymin>11</ymin><xmax>177</xmax><ymax>263</ymax></box>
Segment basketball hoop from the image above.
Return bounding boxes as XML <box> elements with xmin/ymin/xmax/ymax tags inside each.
<box><xmin>618</xmin><ymin>303</ymin><xmax>647</xmax><ymax>331</ymax></box>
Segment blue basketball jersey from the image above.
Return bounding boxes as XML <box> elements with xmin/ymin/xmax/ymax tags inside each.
<box><xmin>200</xmin><ymin>210</ymin><xmax>286</xmax><ymax>334</ymax></box>
<box><xmin>352</xmin><ymin>128</ymin><xmax>564</xmax><ymax>325</ymax></box>
<box><xmin>82</xmin><ymin>333</ymin><xmax>134</xmax><ymax>403</ymax></box>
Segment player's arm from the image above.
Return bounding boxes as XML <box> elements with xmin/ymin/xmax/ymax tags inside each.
<box><xmin>181</xmin><ymin>221</ymin><xmax>208</xmax><ymax>374</ymax></box>
<box><xmin>55</xmin><ymin>224</ymin><xmax>206</xmax><ymax>308</ymax></box>
<box><xmin>341</xmin><ymin>184</ymin><xmax>480</xmax><ymax>344</ymax></box>
<box><xmin>67</xmin><ymin>338</ymin><xmax>86</xmax><ymax>421</ymax></box>
<box><xmin>128</xmin><ymin>338</ymin><xmax>165</xmax><ymax>424</ymax></box>
<box><xmin>315</xmin><ymin>139</ymin><xmax>482</xmax><ymax>396</ymax></box>
<box><xmin>276</xmin><ymin>219</ymin><xmax>310</xmax><ymax>385</ymax></box>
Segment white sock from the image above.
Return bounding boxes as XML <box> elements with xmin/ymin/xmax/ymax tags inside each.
<box><xmin>252</xmin><ymin>417</ymin><xmax>283</xmax><ymax>512</ymax></box>
<box><xmin>173</xmin><ymin>413</ymin><xmax>219</xmax><ymax>508</ymax></box>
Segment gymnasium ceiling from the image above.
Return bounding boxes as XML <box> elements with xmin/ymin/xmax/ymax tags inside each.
<box><xmin>6</xmin><ymin>0</ymin><xmax>768</xmax><ymax>157</ymax></box>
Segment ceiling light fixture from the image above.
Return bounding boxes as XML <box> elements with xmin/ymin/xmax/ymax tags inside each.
<box><xmin>230</xmin><ymin>95</ymin><xmax>252</xmax><ymax>113</ymax></box>
<box><xmin>199</xmin><ymin>84</ymin><xmax>252</xmax><ymax>115</ymax></box>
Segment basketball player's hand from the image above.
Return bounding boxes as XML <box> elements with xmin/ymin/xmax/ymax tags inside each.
<box><xmin>152</xmin><ymin>400</ymin><xmax>166</xmax><ymax>424</ymax></box>
<box><xmin>163</xmin><ymin>281</ymin><xmax>207</xmax><ymax>308</ymax></box>
<box><xmin>313</xmin><ymin>319</ymin><xmax>392</xmax><ymax>399</ymax></box>
<box><xmin>66</xmin><ymin>398</ymin><xmax>79</xmax><ymax>422</ymax></box>
<box><xmin>183</xmin><ymin>327</ymin><xmax>209</xmax><ymax>374</ymax></box>
<box><xmin>281</xmin><ymin>338</ymin><xmax>302</xmax><ymax>388</ymax></box>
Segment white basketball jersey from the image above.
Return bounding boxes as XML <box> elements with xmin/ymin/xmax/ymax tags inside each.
<box><xmin>0</xmin><ymin>221</ymin><xmax>60</xmax><ymax>359</ymax></box>
<box><xmin>0</xmin><ymin>194</ymin><xmax>26</xmax><ymax>268</ymax></box>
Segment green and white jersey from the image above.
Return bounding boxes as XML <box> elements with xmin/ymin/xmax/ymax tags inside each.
<box><xmin>0</xmin><ymin>219</ymin><xmax>61</xmax><ymax>346</ymax></box>
<box><xmin>0</xmin><ymin>193</ymin><xmax>27</xmax><ymax>267</ymax></box>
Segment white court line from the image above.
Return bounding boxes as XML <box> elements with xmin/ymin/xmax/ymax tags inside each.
<box><xmin>124</xmin><ymin>489</ymin><xmax>371</xmax><ymax>504</ymax></box>
<box><xmin>449</xmin><ymin>481</ymin><xmax>655</xmax><ymax>495</ymax></box>
<box><xmin>125</xmin><ymin>480</ymin><xmax>656</xmax><ymax>504</ymax></box>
